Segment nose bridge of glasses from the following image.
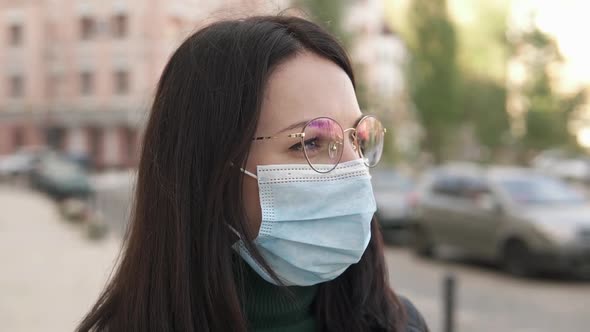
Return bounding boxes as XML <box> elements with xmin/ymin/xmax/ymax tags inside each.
<box><xmin>340</xmin><ymin>128</ymin><xmax>359</xmax><ymax>162</ymax></box>
<box><xmin>343</xmin><ymin>128</ymin><xmax>358</xmax><ymax>148</ymax></box>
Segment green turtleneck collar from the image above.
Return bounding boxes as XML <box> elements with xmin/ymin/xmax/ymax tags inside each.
<box><xmin>238</xmin><ymin>263</ymin><xmax>319</xmax><ymax>332</ymax></box>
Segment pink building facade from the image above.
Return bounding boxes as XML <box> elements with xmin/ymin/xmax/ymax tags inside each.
<box><xmin>0</xmin><ymin>0</ymin><xmax>287</xmax><ymax>169</ymax></box>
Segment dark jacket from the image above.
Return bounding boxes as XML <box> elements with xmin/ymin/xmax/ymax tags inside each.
<box><xmin>400</xmin><ymin>296</ymin><xmax>430</xmax><ymax>332</ymax></box>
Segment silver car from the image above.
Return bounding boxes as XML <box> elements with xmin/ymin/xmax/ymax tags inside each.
<box><xmin>413</xmin><ymin>165</ymin><xmax>590</xmax><ymax>276</ymax></box>
<box><xmin>371</xmin><ymin>169</ymin><xmax>416</xmax><ymax>229</ymax></box>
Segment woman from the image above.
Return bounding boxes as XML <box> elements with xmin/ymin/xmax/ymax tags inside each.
<box><xmin>77</xmin><ymin>15</ymin><xmax>429</xmax><ymax>332</ymax></box>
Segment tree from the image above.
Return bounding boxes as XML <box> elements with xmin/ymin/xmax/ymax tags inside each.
<box><xmin>296</xmin><ymin>0</ymin><xmax>351</xmax><ymax>47</ymax></box>
<box><xmin>511</xmin><ymin>27</ymin><xmax>586</xmax><ymax>152</ymax></box>
<box><xmin>406</xmin><ymin>0</ymin><xmax>460</xmax><ymax>163</ymax></box>
<box><xmin>460</xmin><ymin>75</ymin><xmax>510</xmax><ymax>155</ymax></box>
<box><xmin>454</xmin><ymin>1</ymin><xmax>512</xmax><ymax>160</ymax></box>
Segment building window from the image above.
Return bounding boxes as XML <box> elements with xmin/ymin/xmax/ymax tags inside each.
<box><xmin>80</xmin><ymin>17</ymin><xmax>97</xmax><ymax>40</ymax></box>
<box><xmin>46</xmin><ymin>126</ymin><xmax>66</xmax><ymax>150</ymax></box>
<box><xmin>9</xmin><ymin>75</ymin><xmax>24</xmax><ymax>97</ymax></box>
<box><xmin>46</xmin><ymin>74</ymin><xmax>60</xmax><ymax>99</ymax></box>
<box><xmin>87</xmin><ymin>127</ymin><xmax>103</xmax><ymax>168</ymax></box>
<box><xmin>112</xmin><ymin>14</ymin><xmax>128</xmax><ymax>38</ymax></box>
<box><xmin>80</xmin><ymin>71</ymin><xmax>94</xmax><ymax>95</ymax></box>
<box><xmin>114</xmin><ymin>70</ymin><xmax>129</xmax><ymax>94</ymax></box>
<box><xmin>8</xmin><ymin>24</ymin><xmax>23</xmax><ymax>46</ymax></box>
<box><xmin>13</xmin><ymin>127</ymin><xmax>25</xmax><ymax>149</ymax></box>
<box><xmin>121</xmin><ymin>127</ymin><xmax>137</xmax><ymax>166</ymax></box>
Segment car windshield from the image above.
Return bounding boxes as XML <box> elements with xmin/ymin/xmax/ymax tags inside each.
<box><xmin>498</xmin><ymin>176</ymin><xmax>586</xmax><ymax>205</ymax></box>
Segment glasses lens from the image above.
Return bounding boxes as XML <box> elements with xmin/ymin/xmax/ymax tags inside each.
<box><xmin>356</xmin><ymin>116</ymin><xmax>384</xmax><ymax>167</ymax></box>
<box><xmin>302</xmin><ymin>117</ymin><xmax>344</xmax><ymax>173</ymax></box>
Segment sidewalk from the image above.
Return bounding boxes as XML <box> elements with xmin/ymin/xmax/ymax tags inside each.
<box><xmin>0</xmin><ymin>186</ymin><xmax>121</xmax><ymax>332</ymax></box>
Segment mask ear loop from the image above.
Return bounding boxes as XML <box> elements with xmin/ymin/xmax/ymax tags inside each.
<box><xmin>229</xmin><ymin>162</ymin><xmax>258</xmax><ymax>179</ymax></box>
<box><xmin>240</xmin><ymin>167</ymin><xmax>258</xmax><ymax>180</ymax></box>
<box><xmin>225</xmin><ymin>162</ymin><xmax>257</xmax><ymax>237</ymax></box>
<box><xmin>227</xmin><ymin>224</ymin><xmax>242</xmax><ymax>239</ymax></box>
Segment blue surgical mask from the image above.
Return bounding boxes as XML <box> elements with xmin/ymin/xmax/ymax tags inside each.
<box><xmin>233</xmin><ymin>159</ymin><xmax>376</xmax><ymax>286</ymax></box>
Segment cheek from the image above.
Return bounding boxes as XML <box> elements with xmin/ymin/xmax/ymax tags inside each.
<box><xmin>242</xmin><ymin>176</ymin><xmax>262</xmax><ymax>239</ymax></box>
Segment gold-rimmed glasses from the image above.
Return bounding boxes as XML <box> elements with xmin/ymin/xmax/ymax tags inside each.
<box><xmin>252</xmin><ymin>115</ymin><xmax>386</xmax><ymax>173</ymax></box>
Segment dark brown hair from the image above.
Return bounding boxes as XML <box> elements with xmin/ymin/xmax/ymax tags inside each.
<box><xmin>77</xmin><ymin>15</ymin><xmax>404</xmax><ymax>332</ymax></box>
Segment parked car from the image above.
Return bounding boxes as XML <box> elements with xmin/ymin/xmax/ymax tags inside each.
<box><xmin>371</xmin><ymin>168</ymin><xmax>416</xmax><ymax>229</ymax></box>
<box><xmin>0</xmin><ymin>146</ymin><xmax>47</xmax><ymax>180</ymax></box>
<box><xmin>30</xmin><ymin>152</ymin><xmax>94</xmax><ymax>201</ymax></box>
<box><xmin>532</xmin><ymin>149</ymin><xmax>590</xmax><ymax>185</ymax></box>
<box><xmin>413</xmin><ymin>165</ymin><xmax>590</xmax><ymax>276</ymax></box>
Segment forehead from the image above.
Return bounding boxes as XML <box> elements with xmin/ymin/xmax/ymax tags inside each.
<box><xmin>256</xmin><ymin>52</ymin><xmax>361</xmax><ymax>134</ymax></box>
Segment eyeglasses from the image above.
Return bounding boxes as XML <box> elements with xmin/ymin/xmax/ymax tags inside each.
<box><xmin>252</xmin><ymin>115</ymin><xmax>386</xmax><ymax>173</ymax></box>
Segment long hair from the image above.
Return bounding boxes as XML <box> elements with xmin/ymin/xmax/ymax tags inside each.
<box><xmin>77</xmin><ymin>15</ymin><xmax>405</xmax><ymax>332</ymax></box>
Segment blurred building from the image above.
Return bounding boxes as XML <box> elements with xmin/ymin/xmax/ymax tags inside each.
<box><xmin>0</xmin><ymin>0</ymin><xmax>414</xmax><ymax>168</ymax></box>
<box><xmin>0</xmin><ymin>0</ymin><xmax>287</xmax><ymax>169</ymax></box>
<box><xmin>346</xmin><ymin>0</ymin><xmax>422</xmax><ymax>161</ymax></box>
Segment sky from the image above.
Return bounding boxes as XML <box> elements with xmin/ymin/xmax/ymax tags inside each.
<box><xmin>518</xmin><ymin>0</ymin><xmax>590</xmax><ymax>91</ymax></box>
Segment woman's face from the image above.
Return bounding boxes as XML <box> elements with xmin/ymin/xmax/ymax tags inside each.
<box><xmin>242</xmin><ymin>52</ymin><xmax>363</xmax><ymax>236</ymax></box>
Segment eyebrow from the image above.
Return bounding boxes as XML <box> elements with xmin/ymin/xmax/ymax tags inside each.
<box><xmin>275</xmin><ymin>115</ymin><xmax>364</xmax><ymax>135</ymax></box>
<box><xmin>274</xmin><ymin>120</ymin><xmax>310</xmax><ymax>135</ymax></box>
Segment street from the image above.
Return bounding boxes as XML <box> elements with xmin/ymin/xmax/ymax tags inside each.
<box><xmin>2</xmin><ymin>181</ymin><xmax>589</xmax><ymax>331</ymax></box>
<box><xmin>0</xmin><ymin>186</ymin><xmax>120</xmax><ymax>332</ymax></box>
<box><xmin>384</xmin><ymin>246</ymin><xmax>590</xmax><ymax>332</ymax></box>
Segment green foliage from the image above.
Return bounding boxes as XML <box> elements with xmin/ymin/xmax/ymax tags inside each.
<box><xmin>523</xmin><ymin>110</ymin><xmax>570</xmax><ymax>150</ymax></box>
<box><xmin>296</xmin><ymin>0</ymin><xmax>352</xmax><ymax>47</ymax></box>
<box><xmin>455</xmin><ymin>1</ymin><xmax>509</xmax><ymax>82</ymax></box>
<box><xmin>460</xmin><ymin>75</ymin><xmax>510</xmax><ymax>150</ymax></box>
<box><xmin>407</xmin><ymin>0</ymin><xmax>460</xmax><ymax>163</ymax></box>
<box><xmin>523</xmin><ymin>89</ymin><xmax>586</xmax><ymax>151</ymax></box>
<box><xmin>512</xmin><ymin>27</ymin><xmax>585</xmax><ymax>152</ymax></box>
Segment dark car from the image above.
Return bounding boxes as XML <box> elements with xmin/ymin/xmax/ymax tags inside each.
<box><xmin>413</xmin><ymin>164</ymin><xmax>590</xmax><ymax>276</ymax></box>
<box><xmin>30</xmin><ymin>152</ymin><xmax>94</xmax><ymax>201</ymax></box>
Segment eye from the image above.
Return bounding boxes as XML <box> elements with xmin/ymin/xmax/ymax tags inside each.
<box><xmin>289</xmin><ymin>137</ymin><xmax>320</xmax><ymax>152</ymax></box>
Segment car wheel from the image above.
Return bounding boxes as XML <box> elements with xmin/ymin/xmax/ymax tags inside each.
<box><xmin>412</xmin><ymin>225</ymin><xmax>434</xmax><ymax>257</ymax></box>
<box><xmin>502</xmin><ymin>240</ymin><xmax>535</xmax><ymax>277</ymax></box>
